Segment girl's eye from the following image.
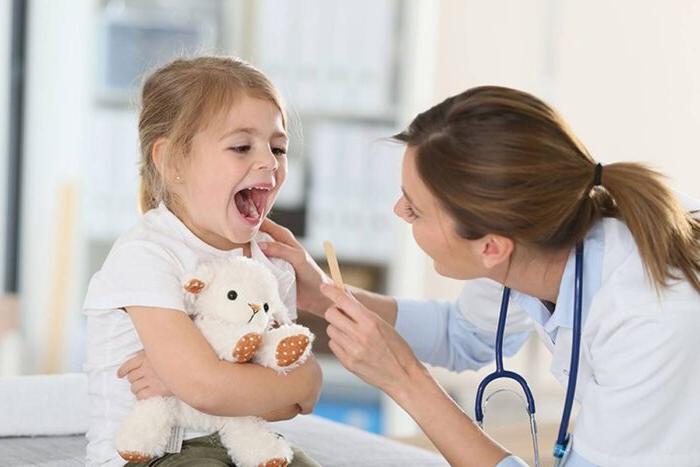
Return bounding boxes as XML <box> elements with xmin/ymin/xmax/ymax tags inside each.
<box><xmin>263</xmin><ymin>303</ymin><xmax>269</xmax><ymax>312</ymax></box>
<box><xmin>227</xmin><ymin>290</ymin><xmax>238</xmax><ymax>301</ymax></box>
<box><xmin>229</xmin><ymin>145</ymin><xmax>251</xmax><ymax>154</ymax></box>
<box><xmin>271</xmin><ymin>147</ymin><xmax>287</xmax><ymax>157</ymax></box>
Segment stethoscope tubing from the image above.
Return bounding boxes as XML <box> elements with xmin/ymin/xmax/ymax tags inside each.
<box><xmin>474</xmin><ymin>242</ymin><xmax>584</xmax><ymax>465</ymax></box>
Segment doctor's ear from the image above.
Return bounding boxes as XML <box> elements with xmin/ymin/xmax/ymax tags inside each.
<box><xmin>480</xmin><ymin>235</ymin><xmax>514</xmax><ymax>269</ymax></box>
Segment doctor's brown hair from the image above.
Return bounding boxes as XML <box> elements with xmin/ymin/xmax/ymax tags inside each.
<box><xmin>137</xmin><ymin>56</ymin><xmax>287</xmax><ymax>213</ymax></box>
<box><xmin>393</xmin><ymin>86</ymin><xmax>700</xmax><ymax>293</ymax></box>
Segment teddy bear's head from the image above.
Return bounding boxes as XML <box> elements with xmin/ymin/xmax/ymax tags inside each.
<box><xmin>183</xmin><ymin>257</ymin><xmax>288</xmax><ymax>329</ymax></box>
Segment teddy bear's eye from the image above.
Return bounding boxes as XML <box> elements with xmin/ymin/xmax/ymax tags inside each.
<box><xmin>227</xmin><ymin>290</ymin><xmax>238</xmax><ymax>301</ymax></box>
<box><xmin>263</xmin><ymin>303</ymin><xmax>269</xmax><ymax>312</ymax></box>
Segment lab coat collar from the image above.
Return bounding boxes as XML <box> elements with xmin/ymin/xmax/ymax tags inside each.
<box><xmin>511</xmin><ymin>220</ymin><xmax>605</xmax><ymax>341</ymax></box>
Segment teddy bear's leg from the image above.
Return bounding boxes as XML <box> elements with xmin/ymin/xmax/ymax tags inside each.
<box><xmin>218</xmin><ymin>416</ymin><xmax>293</xmax><ymax>467</ymax></box>
<box><xmin>254</xmin><ymin>324</ymin><xmax>314</xmax><ymax>372</ymax></box>
<box><xmin>115</xmin><ymin>396</ymin><xmax>176</xmax><ymax>463</ymax></box>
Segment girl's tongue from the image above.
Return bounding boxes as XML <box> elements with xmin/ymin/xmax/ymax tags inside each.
<box><xmin>234</xmin><ymin>188</ymin><xmax>265</xmax><ymax>223</ymax></box>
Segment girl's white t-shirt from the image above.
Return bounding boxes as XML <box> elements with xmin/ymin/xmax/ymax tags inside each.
<box><xmin>82</xmin><ymin>203</ymin><xmax>297</xmax><ymax>467</ymax></box>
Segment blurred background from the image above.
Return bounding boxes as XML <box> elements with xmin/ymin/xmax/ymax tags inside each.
<box><xmin>1</xmin><ymin>0</ymin><xmax>699</xmax><ymax>463</ymax></box>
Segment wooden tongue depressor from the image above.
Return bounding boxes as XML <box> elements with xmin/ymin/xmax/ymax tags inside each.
<box><xmin>323</xmin><ymin>240</ymin><xmax>345</xmax><ymax>289</ymax></box>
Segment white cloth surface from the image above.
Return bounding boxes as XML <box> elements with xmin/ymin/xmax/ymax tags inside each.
<box><xmin>0</xmin><ymin>373</ymin><xmax>446</xmax><ymax>466</ymax></box>
<box><xmin>0</xmin><ymin>373</ymin><xmax>88</xmax><ymax>436</ymax></box>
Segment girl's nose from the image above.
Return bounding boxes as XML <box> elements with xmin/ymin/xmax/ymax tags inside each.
<box><xmin>254</xmin><ymin>148</ymin><xmax>279</xmax><ymax>172</ymax></box>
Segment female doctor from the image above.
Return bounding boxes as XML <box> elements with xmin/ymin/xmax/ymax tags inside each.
<box><xmin>259</xmin><ymin>86</ymin><xmax>700</xmax><ymax>466</ymax></box>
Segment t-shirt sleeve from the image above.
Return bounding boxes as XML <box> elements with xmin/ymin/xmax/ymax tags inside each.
<box><xmin>83</xmin><ymin>240</ymin><xmax>186</xmax><ymax>314</ymax></box>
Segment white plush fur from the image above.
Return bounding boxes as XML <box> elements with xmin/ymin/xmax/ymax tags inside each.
<box><xmin>115</xmin><ymin>257</ymin><xmax>314</xmax><ymax>467</ymax></box>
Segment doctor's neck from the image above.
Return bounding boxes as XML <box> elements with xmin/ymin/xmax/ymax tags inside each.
<box><xmin>495</xmin><ymin>247</ymin><xmax>570</xmax><ymax>305</ymax></box>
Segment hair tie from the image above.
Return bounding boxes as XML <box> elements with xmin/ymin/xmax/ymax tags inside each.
<box><xmin>593</xmin><ymin>163</ymin><xmax>603</xmax><ymax>187</ymax></box>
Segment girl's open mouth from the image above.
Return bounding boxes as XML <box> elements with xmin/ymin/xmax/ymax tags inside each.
<box><xmin>233</xmin><ymin>185</ymin><xmax>271</xmax><ymax>225</ymax></box>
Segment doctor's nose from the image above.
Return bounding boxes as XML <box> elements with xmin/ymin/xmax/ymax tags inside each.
<box><xmin>248</xmin><ymin>303</ymin><xmax>261</xmax><ymax>313</ymax></box>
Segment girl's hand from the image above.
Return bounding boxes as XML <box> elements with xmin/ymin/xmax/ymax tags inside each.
<box><xmin>117</xmin><ymin>351</ymin><xmax>174</xmax><ymax>400</ymax></box>
<box><xmin>259</xmin><ymin>218</ymin><xmax>333</xmax><ymax>316</ymax></box>
<box><xmin>320</xmin><ymin>284</ymin><xmax>425</xmax><ymax>399</ymax></box>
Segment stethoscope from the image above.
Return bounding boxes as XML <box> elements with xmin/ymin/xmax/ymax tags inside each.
<box><xmin>474</xmin><ymin>242</ymin><xmax>584</xmax><ymax>467</ymax></box>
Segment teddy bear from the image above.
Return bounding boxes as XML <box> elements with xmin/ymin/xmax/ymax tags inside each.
<box><xmin>115</xmin><ymin>256</ymin><xmax>314</xmax><ymax>467</ymax></box>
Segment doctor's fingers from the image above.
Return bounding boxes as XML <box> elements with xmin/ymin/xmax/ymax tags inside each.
<box><xmin>117</xmin><ymin>351</ymin><xmax>146</xmax><ymax>378</ymax></box>
<box><xmin>327</xmin><ymin>335</ymin><xmax>360</xmax><ymax>373</ymax></box>
<box><xmin>258</xmin><ymin>240</ymin><xmax>307</xmax><ymax>268</ymax></box>
<box><xmin>325</xmin><ymin>306</ymin><xmax>362</xmax><ymax>336</ymax></box>
<box><xmin>327</xmin><ymin>323</ymin><xmax>377</xmax><ymax>365</ymax></box>
<box><xmin>320</xmin><ymin>284</ymin><xmax>371</xmax><ymax>324</ymax></box>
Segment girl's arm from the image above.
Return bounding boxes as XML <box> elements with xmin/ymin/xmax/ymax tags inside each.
<box><xmin>125</xmin><ymin>306</ymin><xmax>322</xmax><ymax>417</ymax></box>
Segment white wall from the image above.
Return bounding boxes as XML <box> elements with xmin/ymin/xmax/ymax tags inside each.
<box><xmin>552</xmin><ymin>1</ymin><xmax>700</xmax><ymax>197</ymax></box>
<box><xmin>0</xmin><ymin>0</ymin><xmax>13</xmax><ymax>291</ymax></box>
<box><xmin>401</xmin><ymin>0</ymin><xmax>700</xmax><ymax>302</ymax></box>
<box><xmin>19</xmin><ymin>0</ymin><xmax>96</xmax><ymax>372</ymax></box>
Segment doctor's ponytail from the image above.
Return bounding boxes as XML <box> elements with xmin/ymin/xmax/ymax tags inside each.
<box><xmin>393</xmin><ymin>86</ymin><xmax>700</xmax><ymax>294</ymax></box>
<box><xmin>593</xmin><ymin>162</ymin><xmax>700</xmax><ymax>292</ymax></box>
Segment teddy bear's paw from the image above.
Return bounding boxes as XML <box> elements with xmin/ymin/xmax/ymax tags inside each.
<box><xmin>115</xmin><ymin>397</ymin><xmax>174</xmax><ymax>462</ymax></box>
<box><xmin>118</xmin><ymin>451</ymin><xmax>154</xmax><ymax>463</ymax></box>
<box><xmin>233</xmin><ymin>332</ymin><xmax>263</xmax><ymax>362</ymax></box>
<box><xmin>259</xmin><ymin>458</ymin><xmax>288</xmax><ymax>467</ymax></box>
<box><xmin>276</xmin><ymin>334</ymin><xmax>310</xmax><ymax>367</ymax></box>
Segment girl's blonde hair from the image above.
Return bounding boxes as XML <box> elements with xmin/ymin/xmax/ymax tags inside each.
<box><xmin>394</xmin><ymin>86</ymin><xmax>700</xmax><ymax>294</ymax></box>
<box><xmin>138</xmin><ymin>56</ymin><xmax>287</xmax><ymax>212</ymax></box>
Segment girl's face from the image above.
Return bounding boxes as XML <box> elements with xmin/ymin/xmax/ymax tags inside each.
<box><xmin>175</xmin><ymin>95</ymin><xmax>288</xmax><ymax>250</ymax></box>
<box><xmin>394</xmin><ymin>147</ymin><xmax>491</xmax><ymax>280</ymax></box>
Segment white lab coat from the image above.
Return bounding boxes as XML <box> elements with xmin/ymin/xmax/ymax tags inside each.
<box><xmin>488</xmin><ymin>196</ymin><xmax>700</xmax><ymax>466</ymax></box>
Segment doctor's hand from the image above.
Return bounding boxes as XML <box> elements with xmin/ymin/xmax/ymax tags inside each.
<box><xmin>258</xmin><ymin>218</ymin><xmax>333</xmax><ymax>317</ymax></box>
<box><xmin>118</xmin><ymin>351</ymin><xmax>173</xmax><ymax>400</ymax></box>
<box><xmin>320</xmin><ymin>283</ymin><xmax>425</xmax><ymax>399</ymax></box>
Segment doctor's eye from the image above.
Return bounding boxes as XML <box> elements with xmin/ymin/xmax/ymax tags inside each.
<box><xmin>227</xmin><ymin>290</ymin><xmax>238</xmax><ymax>301</ymax></box>
<box><xmin>263</xmin><ymin>303</ymin><xmax>269</xmax><ymax>312</ymax></box>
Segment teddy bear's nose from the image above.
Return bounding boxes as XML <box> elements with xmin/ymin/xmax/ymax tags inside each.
<box><xmin>248</xmin><ymin>303</ymin><xmax>261</xmax><ymax>313</ymax></box>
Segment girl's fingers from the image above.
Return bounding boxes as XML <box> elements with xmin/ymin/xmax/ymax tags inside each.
<box><xmin>117</xmin><ymin>352</ymin><xmax>145</xmax><ymax>378</ymax></box>
<box><xmin>126</xmin><ymin>368</ymin><xmax>145</xmax><ymax>384</ymax></box>
<box><xmin>130</xmin><ymin>378</ymin><xmax>150</xmax><ymax>395</ymax></box>
<box><xmin>135</xmin><ymin>386</ymin><xmax>154</xmax><ymax>401</ymax></box>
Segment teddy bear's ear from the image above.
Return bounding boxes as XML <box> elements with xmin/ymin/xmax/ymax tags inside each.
<box><xmin>184</xmin><ymin>278</ymin><xmax>207</xmax><ymax>295</ymax></box>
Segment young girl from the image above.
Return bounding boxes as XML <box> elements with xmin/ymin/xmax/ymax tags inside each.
<box><xmin>82</xmin><ymin>57</ymin><xmax>322</xmax><ymax>467</ymax></box>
